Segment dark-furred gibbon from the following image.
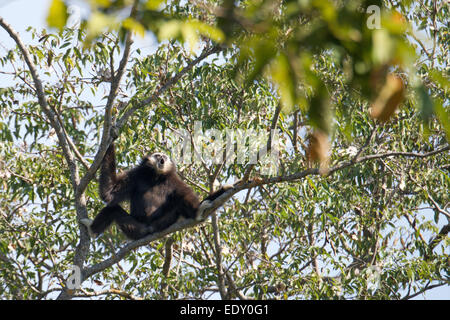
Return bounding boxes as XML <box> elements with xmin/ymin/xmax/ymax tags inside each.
<box><xmin>80</xmin><ymin>143</ymin><xmax>232</xmax><ymax>240</ymax></box>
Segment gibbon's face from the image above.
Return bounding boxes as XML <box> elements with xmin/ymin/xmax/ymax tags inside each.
<box><xmin>142</xmin><ymin>152</ymin><xmax>174</xmax><ymax>174</ymax></box>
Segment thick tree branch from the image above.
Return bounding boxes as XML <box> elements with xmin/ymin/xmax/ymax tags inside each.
<box><xmin>55</xmin><ymin>2</ymin><xmax>139</xmax><ymax>301</ymax></box>
<box><xmin>80</xmin><ymin>144</ymin><xmax>450</xmax><ymax>283</ymax></box>
<box><xmin>428</xmin><ymin>223</ymin><xmax>450</xmax><ymax>251</ymax></box>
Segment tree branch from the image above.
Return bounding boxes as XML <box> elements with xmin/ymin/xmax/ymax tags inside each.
<box><xmin>401</xmin><ymin>281</ymin><xmax>449</xmax><ymax>300</ymax></box>
<box><xmin>211</xmin><ymin>212</ymin><xmax>227</xmax><ymax>299</ymax></box>
<box><xmin>74</xmin><ymin>288</ymin><xmax>143</xmax><ymax>300</ymax></box>
<box><xmin>242</xmin><ymin>103</ymin><xmax>281</xmax><ymax>182</ymax></box>
<box><xmin>80</xmin><ymin>144</ymin><xmax>450</xmax><ymax>283</ymax></box>
<box><xmin>116</xmin><ymin>44</ymin><xmax>223</xmax><ymax>130</ymax></box>
<box><xmin>77</xmin><ymin>3</ymin><xmax>137</xmax><ymax>195</ymax></box>
<box><xmin>0</xmin><ymin>16</ymin><xmax>78</xmax><ymax>186</ymax></box>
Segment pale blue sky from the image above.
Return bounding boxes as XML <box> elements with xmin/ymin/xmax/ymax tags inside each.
<box><xmin>0</xmin><ymin>0</ymin><xmax>448</xmax><ymax>300</ymax></box>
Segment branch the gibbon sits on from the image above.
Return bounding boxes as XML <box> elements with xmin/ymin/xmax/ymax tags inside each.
<box><xmin>81</xmin><ymin>143</ymin><xmax>232</xmax><ymax>240</ymax></box>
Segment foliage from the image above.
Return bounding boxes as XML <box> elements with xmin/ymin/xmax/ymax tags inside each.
<box><xmin>0</xmin><ymin>0</ymin><xmax>448</xmax><ymax>299</ymax></box>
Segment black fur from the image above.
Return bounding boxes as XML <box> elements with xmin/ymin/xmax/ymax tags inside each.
<box><xmin>87</xmin><ymin>143</ymin><xmax>230</xmax><ymax>240</ymax></box>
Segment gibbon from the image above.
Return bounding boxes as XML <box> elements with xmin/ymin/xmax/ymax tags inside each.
<box><xmin>81</xmin><ymin>143</ymin><xmax>232</xmax><ymax>240</ymax></box>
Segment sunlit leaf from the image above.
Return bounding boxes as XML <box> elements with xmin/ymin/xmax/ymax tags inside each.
<box><xmin>145</xmin><ymin>0</ymin><xmax>165</xmax><ymax>10</ymax></box>
<box><xmin>46</xmin><ymin>0</ymin><xmax>68</xmax><ymax>30</ymax></box>
<box><xmin>372</xmin><ymin>29</ymin><xmax>394</xmax><ymax>66</ymax></box>
<box><xmin>123</xmin><ymin>18</ymin><xmax>146</xmax><ymax>38</ymax></box>
<box><xmin>181</xmin><ymin>23</ymin><xmax>199</xmax><ymax>54</ymax></box>
<box><xmin>158</xmin><ymin>20</ymin><xmax>181</xmax><ymax>41</ymax></box>
<box><xmin>86</xmin><ymin>11</ymin><xmax>119</xmax><ymax>43</ymax></box>
<box><xmin>188</xmin><ymin>20</ymin><xmax>225</xmax><ymax>44</ymax></box>
<box><xmin>270</xmin><ymin>53</ymin><xmax>296</xmax><ymax>113</ymax></box>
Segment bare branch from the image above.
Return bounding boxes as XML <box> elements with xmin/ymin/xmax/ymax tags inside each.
<box><xmin>243</xmin><ymin>103</ymin><xmax>282</xmax><ymax>182</ymax></box>
<box><xmin>74</xmin><ymin>288</ymin><xmax>143</xmax><ymax>300</ymax></box>
<box><xmin>211</xmin><ymin>212</ymin><xmax>227</xmax><ymax>299</ymax></box>
<box><xmin>401</xmin><ymin>281</ymin><xmax>449</xmax><ymax>300</ymax></box>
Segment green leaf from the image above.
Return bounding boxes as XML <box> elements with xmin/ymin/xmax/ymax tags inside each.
<box><xmin>270</xmin><ymin>53</ymin><xmax>296</xmax><ymax>113</ymax></box>
<box><xmin>416</xmin><ymin>84</ymin><xmax>434</xmax><ymax>124</ymax></box>
<box><xmin>86</xmin><ymin>11</ymin><xmax>119</xmax><ymax>43</ymax></box>
<box><xmin>433</xmin><ymin>99</ymin><xmax>450</xmax><ymax>141</ymax></box>
<box><xmin>372</xmin><ymin>29</ymin><xmax>394</xmax><ymax>66</ymax></box>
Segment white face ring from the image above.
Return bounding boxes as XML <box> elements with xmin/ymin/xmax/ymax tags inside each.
<box><xmin>149</xmin><ymin>152</ymin><xmax>173</xmax><ymax>174</ymax></box>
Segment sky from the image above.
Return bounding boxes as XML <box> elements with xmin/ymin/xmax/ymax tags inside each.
<box><xmin>0</xmin><ymin>0</ymin><xmax>448</xmax><ymax>300</ymax></box>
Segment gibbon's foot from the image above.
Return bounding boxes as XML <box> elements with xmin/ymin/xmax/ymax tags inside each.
<box><xmin>222</xmin><ymin>183</ymin><xmax>234</xmax><ymax>190</ymax></box>
<box><xmin>80</xmin><ymin>218</ymin><xmax>98</xmax><ymax>238</ymax></box>
<box><xmin>196</xmin><ymin>200</ymin><xmax>212</xmax><ymax>221</ymax></box>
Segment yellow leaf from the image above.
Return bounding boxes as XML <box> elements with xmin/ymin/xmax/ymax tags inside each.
<box><xmin>270</xmin><ymin>54</ymin><xmax>295</xmax><ymax>113</ymax></box>
<box><xmin>181</xmin><ymin>23</ymin><xmax>199</xmax><ymax>54</ymax></box>
<box><xmin>92</xmin><ymin>0</ymin><xmax>112</xmax><ymax>7</ymax></box>
<box><xmin>372</xmin><ymin>29</ymin><xmax>394</xmax><ymax>66</ymax></box>
<box><xmin>46</xmin><ymin>0</ymin><xmax>68</xmax><ymax>30</ymax></box>
<box><xmin>86</xmin><ymin>11</ymin><xmax>119</xmax><ymax>42</ymax></box>
<box><xmin>123</xmin><ymin>18</ymin><xmax>146</xmax><ymax>38</ymax></box>
<box><xmin>158</xmin><ymin>20</ymin><xmax>181</xmax><ymax>40</ymax></box>
<box><xmin>145</xmin><ymin>0</ymin><xmax>165</xmax><ymax>10</ymax></box>
<box><xmin>188</xmin><ymin>20</ymin><xmax>225</xmax><ymax>43</ymax></box>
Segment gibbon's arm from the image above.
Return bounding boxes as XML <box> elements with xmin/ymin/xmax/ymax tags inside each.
<box><xmin>202</xmin><ymin>184</ymin><xmax>234</xmax><ymax>202</ymax></box>
<box><xmin>99</xmin><ymin>143</ymin><xmax>131</xmax><ymax>205</ymax></box>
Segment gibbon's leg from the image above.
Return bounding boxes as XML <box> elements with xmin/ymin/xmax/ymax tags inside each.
<box><xmin>203</xmin><ymin>184</ymin><xmax>234</xmax><ymax>202</ymax></box>
<box><xmin>81</xmin><ymin>205</ymin><xmax>149</xmax><ymax>240</ymax></box>
<box><xmin>113</xmin><ymin>209</ymin><xmax>150</xmax><ymax>240</ymax></box>
<box><xmin>81</xmin><ymin>205</ymin><xmax>123</xmax><ymax>238</ymax></box>
<box><xmin>145</xmin><ymin>207</ymin><xmax>180</xmax><ymax>234</ymax></box>
<box><xmin>144</xmin><ymin>197</ymin><xmax>183</xmax><ymax>234</ymax></box>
